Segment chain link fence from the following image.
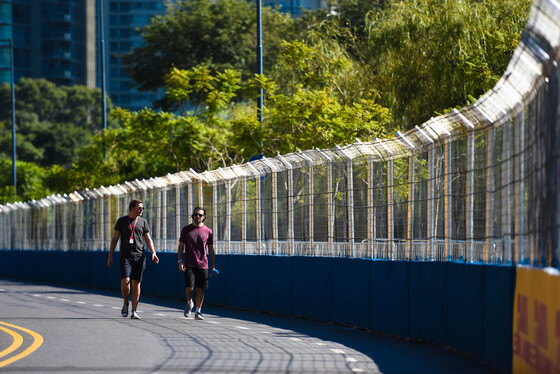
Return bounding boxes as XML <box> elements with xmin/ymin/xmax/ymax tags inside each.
<box><xmin>2</xmin><ymin>0</ymin><xmax>560</xmax><ymax>267</ymax></box>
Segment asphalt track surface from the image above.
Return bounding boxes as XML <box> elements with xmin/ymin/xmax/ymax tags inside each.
<box><xmin>0</xmin><ymin>278</ymin><xmax>497</xmax><ymax>374</ymax></box>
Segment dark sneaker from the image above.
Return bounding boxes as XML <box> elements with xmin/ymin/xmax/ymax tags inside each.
<box><xmin>121</xmin><ymin>303</ymin><xmax>129</xmax><ymax>317</ymax></box>
<box><xmin>195</xmin><ymin>312</ymin><xmax>204</xmax><ymax>320</ymax></box>
<box><xmin>131</xmin><ymin>310</ymin><xmax>140</xmax><ymax>319</ymax></box>
<box><xmin>184</xmin><ymin>300</ymin><xmax>194</xmax><ymax>318</ymax></box>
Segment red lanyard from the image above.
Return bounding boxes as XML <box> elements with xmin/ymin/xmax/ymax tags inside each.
<box><xmin>128</xmin><ymin>217</ymin><xmax>138</xmax><ymax>241</ymax></box>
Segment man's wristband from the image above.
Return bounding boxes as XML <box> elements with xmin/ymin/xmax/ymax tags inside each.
<box><xmin>178</xmin><ymin>259</ymin><xmax>183</xmax><ymax>263</ymax></box>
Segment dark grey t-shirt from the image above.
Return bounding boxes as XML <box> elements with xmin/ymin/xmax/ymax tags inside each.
<box><xmin>114</xmin><ymin>215</ymin><xmax>150</xmax><ymax>257</ymax></box>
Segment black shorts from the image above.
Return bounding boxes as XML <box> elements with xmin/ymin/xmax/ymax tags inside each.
<box><xmin>184</xmin><ymin>267</ymin><xmax>209</xmax><ymax>289</ymax></box>
<box><xmin>120</xmin><ymin>255</ymin><xmax>146</xmax><ymax>282</ymax></box>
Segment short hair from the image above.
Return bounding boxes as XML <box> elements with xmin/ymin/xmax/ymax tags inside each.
<box><xmin>192</xmin><ymin>206</ymin><xmax>206</xmax><ymax>222</ymax></box>
<box><xmin>129</xmin><ymin>199</ymin><xmax>143</xmax><ymax>211</ymax></box>
<box><xmin>192</xmin><ymin>207</ymin><xmax>206</xmax><ymax>216</ymax></box>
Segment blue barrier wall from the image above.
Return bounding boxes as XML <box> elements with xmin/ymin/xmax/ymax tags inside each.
<box><xmin>0</xmin><ymin>250</ymin><xmax>515</xmax><ymax>373</ymax></box>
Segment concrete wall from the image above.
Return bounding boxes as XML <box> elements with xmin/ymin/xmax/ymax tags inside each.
<box><xmin>0</xmin><ymin>250</ymin><xmax>515</xmax><ymax>373</ymax></box>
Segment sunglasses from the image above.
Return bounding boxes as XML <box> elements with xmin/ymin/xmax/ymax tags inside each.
<box><xmin>138</xmin><ymin>207</ymin><xmax>144</xmax><ymax>211</ymax></box>
<box><xmin>193</xmin><ymin>213</ymin><xmax>204</xmax><ymax>217</ymax></box>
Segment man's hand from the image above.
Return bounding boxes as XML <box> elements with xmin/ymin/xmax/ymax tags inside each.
<box><xmin>152</xmin><ymin>252</ymin><xmax>159</xmax><ymax>264</ymax></box>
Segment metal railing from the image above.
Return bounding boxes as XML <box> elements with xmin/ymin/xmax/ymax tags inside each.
<box><xmin>2</xmin><ymin>0</ymin><xmax>560</xmax><ymax>268</ymax></box>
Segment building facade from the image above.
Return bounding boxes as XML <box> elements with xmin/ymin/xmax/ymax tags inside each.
<box><xmin>3</xmin><ymin>0</ymin><xmax>96</xmax><ymax>87</ymax></box>
<box><xmin>102</xmin><ymin>0</ymin><xmax>166</xmax><ymax>111</ymax></box>
<box><xmin>265</xmin><ymin>0</ymin><xmax>327</xmax><ymax>16</ymax></box>
<box><xmin>0</xmin><ymin>0</ymin><xmax>166</xmax><ymax>110</ymax></box>
<box><xmin>0</xmin><ymin>0</ymin><xmax>328</xmax><ymax>111</ymax></box>
<box><xmin>0</xmin><ymin>0</ymin><xmax>11</xmax><ymax>83</ymax></box>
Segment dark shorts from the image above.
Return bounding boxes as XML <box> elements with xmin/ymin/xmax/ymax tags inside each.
<box><xmin>184</xmin><ymin>267</ymin><xmax>209</xmax><ymax>289</ymax></box>
<box><xmin>120</xmin><ymin>255</ymin><xmax>146</xmax><ymax>282</ymax></box>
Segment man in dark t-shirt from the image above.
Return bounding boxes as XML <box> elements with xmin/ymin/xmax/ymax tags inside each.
<box><xmin>178</xmin><ymin>207</ymin><xmax>216</xmax><ymax>320</ymax></box>
<box><xmin>107</xmin><ymin>199</ymin><xmax>159</xmax><ymax>319</ymax></box>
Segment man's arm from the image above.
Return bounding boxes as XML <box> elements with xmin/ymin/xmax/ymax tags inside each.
<box><xmin>107</xmin><ymin>230</ymin><xmax>120</xmax><ymax>268</ymax></box>
<box><xmin>177</xmin><ymin>241</ymin><xmax>185</xmax><ymax>272</ymax></box>
<box><xmin>145</xmin><ymin>232</ymin><xmax>159</xmax><ymax>264</ymax></box>
<box><xmin>208</xmin><ymin>243</ymin><xmax>216</xmax><ymax>274</ymax></box>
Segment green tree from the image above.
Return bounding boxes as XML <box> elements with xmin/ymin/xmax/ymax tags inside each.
<box><xmin>333</xmin><ymin>0</ymin><xmax>385</xmax><ymax>38</ymax></box>
<box><xmin>235</xmin><ymin>39</ymin><xmax>392</xmax><ymax>158</ymax></box>
<box><xmin>232</xmin><ymin>83</ymin><xmax>391</xmax><ymax>158</ymax></box>
<box><xmin>0</xmin><ymin>155</ymin><xmax>48</xmax><ymax>203</ymax></box>
<box><xmin>0</xmin><ymin>78</ymin><xmax>110</xmax><ymax>166</ymax></box>
<box><xmin>272</xmin><ymin>20</ymin><xmax>377</xmax><ymax>104</ymax></box>
<box><xmin>60</xmin><ymin>60</ymin><xmax>391</xmax><ymax>191</ymax></box>
<box><xmin>0</xmin><ymin>78</ymin><xmax>103</xmax><ymax>130</ymax></box>
<box><xmin>365</xmin><ymin>0</ymin><xmax>531</xmax><ymax>128</ymax></box>
<box><xmin>57</xmin><ymin>66</ymin><xmax>243</xmax><ymax>191</ymax></box>
<box><xmin>227</xmin><ymin>36</ymin><xmax>392</xmax><ymax>159</ymax></box>
<box><xmin>0</xmin><ymin>113</ymin><xmax>44</xmax><ymax>164</ymax></box>
<box><xmin>120</xmin><ymin>0</ymin><xmax>296</xmax><ymax>101</ymax></box>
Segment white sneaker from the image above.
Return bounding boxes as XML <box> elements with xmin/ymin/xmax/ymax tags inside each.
<box><xmin>184</xmin><ymin>300</ymin><xmax>194</xmax><ymax>318</ymax></box>
<box><xmin>195</xmin><ymin>312</ymin><xmax>204</xmax><ymax>320</ymax></box>
<box><xmin>131</xmin><ymin>310</ymin><xmax>140</xmax><ymax>319</ymax></box>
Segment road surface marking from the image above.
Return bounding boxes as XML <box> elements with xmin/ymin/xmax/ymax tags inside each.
<box><xmin>0</xmin><ymin>325</ymin><xmax>23</xmax><ymax>359</ymax></box>
<box><xmin>0</xmin><ymin>321</ymin><xmax>43</xmax><ymax>368</ymax></box>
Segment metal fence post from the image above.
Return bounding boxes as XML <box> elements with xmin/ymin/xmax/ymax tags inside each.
<box><xmin>444</xmin><ymin>139</ymin><xmax>452</xmax><ymax>260</ymax></box>
<box><xmin>368</xmin><ymin>155</ymin><xmax>375</xmax><ymax>258</ymax></box>
<box><xmin>502</xmin><ymin>121</ymin><xmax>513</xmax><ymax>264</ymax></box>
<box><xmin>485</xmin><ymin>127</ymin><xmax>495</xmax><ymax>263</ymax></box>
<box><xmin>376</xmin><ymin>139</ymin><xmax>394</xmax><ymax>260</ymax></box>
<box><xmin>514</xmin><ymin>110</ymin><xmax>526</xmax><ymax>265</ymax></box>
<box><xmin>243</xmin><ymin>176</ymin><xmax>247</xmax><ymax>254</ymax></box>
<box><xmin>335</xmin><ymin>146</ymin><xmax>354</xmax><ymax>257</ymax></box>
<box><xmin>247</xmin><ymin>162</ymin><xmax>262</xmax><ymax>254</ymax></box>
<box><xmin>277</xmin><ymin>154</ymin><xmax>294</xmax><ymax>256</ymax></box>
<box><xmin>453</xmin><ymin>109</ymin><xmax>475</xmax><ymax>263</ymax></box>
<box><xmin>226</xmin><ymin>179</ymin><xmax>232</xmax><ymax>254</ymax></box>
<box><xmin>416</xmin><ymin>126</ymin><xmax>435</xmax><ymax>260</ymax></box>
<box><xmin>397</xmin><ymin>131</ymin><xmax>415</xmax><ymax>260</ymax></box>
<box><xmin>298</xmin><ymin>151</ymin><xmax>315</xmax><ymax>255</ymax></box>
<box><xmin>316</xmin><ymin>149</ymin><xmax>333</xmax><ymax>256</ymax></box>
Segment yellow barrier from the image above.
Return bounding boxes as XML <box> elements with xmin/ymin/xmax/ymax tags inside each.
<box><xmin>513</xmin><ymin>266</ymin><xmax>560</xmax><ymax>374</ymax></box>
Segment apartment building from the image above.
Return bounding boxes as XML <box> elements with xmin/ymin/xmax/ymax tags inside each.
<box><xmin>0</xmin><ymin>0</ymin><xmax>327</xmax><ymax>111</ymax></box>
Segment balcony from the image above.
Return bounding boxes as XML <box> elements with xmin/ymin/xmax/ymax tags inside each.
<box><xmin>43</xmin><ymin>50</ymin><xmax>74</xmax><ymax>61</ymax></box>
<box><xmin>42</xmin><ymin>12</ymin><xmax>73</xmax><ymax>23</ymax></box>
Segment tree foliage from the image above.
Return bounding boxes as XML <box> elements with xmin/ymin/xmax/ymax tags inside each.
<box><xmin>0</xmin><ymin>78</ymin><xmax>110</xmax><ymax>167</ymax></box>
<box><xmin>52</xmin><ymin>66</ymin><xmax>242</xmax><ymax>190</ymax></box>
<box><xmin>0</xmin><ymin>155</ymin><xmax>47</xmax><ymax>203</ymax></box>
<box><xmin>0</xmin><ymin>78</ymin><xmax>104</xmax><ymax>131</ymax></box>
<box><xmin>365</xmin><ymin>0</ymin><xmax>531</xmax><ymax>128</ymax></box>
<box><xmin>235</xmin><ymin>38</ymin><xmax>391</xmax><ymax>158</ymax></box>
<box><xmin>58</xmin><ymin>50</ymin><xmax>391</xmax><ymax>192</ymax></box>
<box><xmin>120</xmin><ymin>0</ymin><xmax>296</xmax><ymax>100</ymax></box>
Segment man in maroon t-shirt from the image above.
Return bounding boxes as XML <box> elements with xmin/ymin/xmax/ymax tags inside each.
<box><xmin>177</xmin><ymin>207</ymin><xmax>216</xmax><ymax>320</ymax></box>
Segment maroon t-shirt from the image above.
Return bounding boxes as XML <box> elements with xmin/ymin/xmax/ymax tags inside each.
<box><xmin>179</xmin><ymin>224</ymin><xmax>213</xmax><ymax>269</ymax></box>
